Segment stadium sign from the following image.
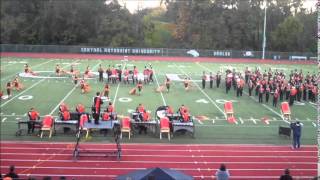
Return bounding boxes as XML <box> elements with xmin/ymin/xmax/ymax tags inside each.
<box><xmin>211</xmin><ymin>51</ymin><xmax>231</xmax><ymax>57</ymax></box>
<box><xmin>80</xmin><ymin>47</ymin><xmax>162</xmax><ymax>55</ymax></box>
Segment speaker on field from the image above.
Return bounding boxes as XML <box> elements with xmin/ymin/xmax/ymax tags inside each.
<box><xmin>278</xmin><ymin>126</ymin><xmax>291</xmax><ymax>137</ymax></box>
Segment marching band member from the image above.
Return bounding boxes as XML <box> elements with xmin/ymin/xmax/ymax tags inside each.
<box><xmin>216</xmin><ymin>70</ymin><xmax>221</xmax><ymax>88</ymax></box>
<box><xmin>165</xmin><ymin>77</ymin><xmax>171</xmax><ymax>93</ymax></box>
<box><xmin>12</xmin><ymin>76</ymin><xmax>23</xmax><ymax>91</ymax></box>
<box><xmin>103</xmin><ymin>83</ymin><xmax>110</xmax><ymax>98</ymax></box>
<box><xmin>92</xmin><ymin>92</ymin><xmax>103</xmax><ymax>124</ymax></box>
<box><xmin>202</xmin><ymin>71</ymin><xmax>207</xmax><ymax>89</ymax></box>
<box><xmin>209</xmin><ymin>72</ymin><xmax>214</xmax><ymax>89</ymax></box>
<box><xmin>143</xmin><ymin>67</ymin><xmax>149</xmax><ymax>84</ymax></box>
<box><xmin>28</xmin><ymin>107</ymin><xmax>40</xmax><ymax>134</ymax></box>
<box><xmin>6</xmin><ymin>82</ymin><xmax>12</xmax><ymax>97</ymax></box>
<box><xmin>76</xmin><ymin>103</ymin><xmax>85</xmax><ymax>114</ymax></box>
<box><xmin>149</xmin><ymin>66</ymin><xmax>154</xmax><ymax>82</ymax></box>
<box><xmin>184</xmin><ymin>77</ymin><xmax>190</xmax><ymax>91</ymax></box>
<box><xmin>80</xmin><ymin>78</ymin><xmax>91</xmax><ymax>93</ymax></box>
<box><xmin>133</xmin><ymin>66</ymin><xmax>138</xmax><ymax>84</ymax></box>
<box><xmin>137</xmin><ymin>80</ymin><xmax>143</xmax><ymax>95</ymax></box>
<box><xmin>98</xmin><ymin>64</ymin><xmax>104</xmax><ymax>82</ymax></box>
<box><xmin>123</xmin><ymin>67</ymin><xmax>129</xmax><ymax>84</ymax></box>
<box><xmin>111</xmin><ymin>66</ymin><xmax>117</xmax><ymax>84</ymax></box>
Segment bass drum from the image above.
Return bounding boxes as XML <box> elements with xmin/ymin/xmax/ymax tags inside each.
<box><xmin>155</xmin><ymin>106</ymin><xmax>168</xmax><ymax>120</ymax></box>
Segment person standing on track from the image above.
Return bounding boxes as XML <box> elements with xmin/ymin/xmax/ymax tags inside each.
<box><xmin>290</xmin><ymin>121</ymin><xmax>302</xmax><ymax>149</ymax></box>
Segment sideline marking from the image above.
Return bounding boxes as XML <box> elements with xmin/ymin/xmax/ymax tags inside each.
<box><xmin>1</xmin><ymin>118</ymin><xmax>7</xmax><ymax>122</ymax></box>
<box><xmin>174</xmin><ymin>63</ymin><xmax>226</xmax><ymax>118</ymax></box>
<box><xmin>250</xmin><ymin>117</ymin><xmax>257</xmax><ymax>124</ymax></box>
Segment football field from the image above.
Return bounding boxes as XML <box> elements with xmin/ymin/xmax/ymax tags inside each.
<box><xmin>0</xmin><ymin>54</ymin><xmax>317</xmax><ymax>145</ymax></box>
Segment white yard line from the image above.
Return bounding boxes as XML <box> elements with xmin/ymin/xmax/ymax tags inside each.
<box><xmin>239</xmin><ymin>117</ymin><xmax>244</xmax><ymax>124</ymax></box>
<box><xmin>1</xmin><ymin>59</ymin><xmax>54</xmax><ymax>82</ymax></box>
<box><xmin>153</xmin><ymin>68</ymin><xmax>167</xmax><ymax>106</ymax></box>
<box><xmin>0</xmin><ymin>79</ymin><xmax>45</xmax><ymax>108</ymax></box>
<box><xmin>250</xmin><ymin>117</ymin><xmax>257</xmax><ymax>124</ymax></box>
<box><xmin>1</xmin><ymin>117</ymin><xmax>7</xmax><ymax>122</ymax></box>
<box><xmin>174</xmin><ymin>63</ymin><xmax>226</xmax><ymax>118</ymax></box>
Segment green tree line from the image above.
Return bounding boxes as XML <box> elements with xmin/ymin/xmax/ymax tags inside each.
<box><xmin>0</xmin><ymin>0</ymin><xmax>316</xmax><ymax>53</ymax></box>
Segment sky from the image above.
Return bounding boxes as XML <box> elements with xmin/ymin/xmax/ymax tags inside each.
<box><xmin>118</xmin><ymin>0</ymin><xmax>317</xmax><ymax>13</ymax></box>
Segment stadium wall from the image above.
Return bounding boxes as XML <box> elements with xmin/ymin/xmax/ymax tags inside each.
<box><xmin>0</xmin><ymin>44</ymin><xmax>316</xmax><ymax>61</ymax></box>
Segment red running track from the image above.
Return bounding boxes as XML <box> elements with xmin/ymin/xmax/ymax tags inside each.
<box><xmin>0</xmin><ymin>141</ymin><xmax>317</xmax><ymax>180</ymax></box>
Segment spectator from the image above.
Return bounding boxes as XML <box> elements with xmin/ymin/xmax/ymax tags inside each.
<box><xmin>279</xmin><ymin>168</ymin><xmax>293</xmax><ymax>180</ymax></box>
<box><xmin>4</xmin><ymin>165</ymin><xmax>19</xmax><ymax>179</ymax></box>
<box><xmin>215</xmin><ymin>164</ymin><xmax>230</xmax><ymax>180</ymax></box>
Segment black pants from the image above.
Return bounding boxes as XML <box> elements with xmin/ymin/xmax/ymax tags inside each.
<box><xmin>210</xmin><ymin>80</ymin><xmax>213</xmax><ymax>88</ymax></box>
<box><xmin>216</xmin><ymin>79</ymin><xmax>220</xmax><ymax>88</ymax></box>
<box><xmin>93</xmin><ymin>112</ymin><xmax>100</xmax><ymax>124</ymax></box>
<box><xmin>28</xmin><ymin>121</ymin><xmax>36</xmax><ymax>133</ymax></box>
<box><xmin>248</xmin><ymin>87</ymin><xmax>252</xmax><ymax>96</ymax></box>
<box><xmin>138</xmin><ymin>125</ymin><xmax>147</xmax><ymax>134</ymax></box>
<box><xmin>273</xmin><ymin>97</ymin><xmax>278</xmax><ymax>107</ymax></box>
<box><xmin>202</xmin><ymin>80</ymin><xmax>205</xmax><ymax>89</ymax></box>
<box><xmin>265</xmin><ymin>93</ymin><xmax>269</xmax><ymax>103</ymax></box>
<box><xmin>99</xmin><ymin>74</ymin><xmax>103</xmax><ymax>82</ymax></box>
<box><xmin>259</xmin><ymin>94</ymin><xmax>263</xmax><ymax>103</ymax></box>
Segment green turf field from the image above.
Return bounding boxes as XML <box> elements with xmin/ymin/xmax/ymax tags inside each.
<box><xmin>0</xmin><ymin>57</ymin><xmax>317</xmax><ymax>145</ymax></box>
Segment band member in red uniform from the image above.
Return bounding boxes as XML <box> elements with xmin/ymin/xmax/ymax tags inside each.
<box><xmin>93</xmin><ymin>92</ymin><xmax>103</xmax><ymax>124</ymax></box>
<box><xmin>265</xmin><ymin>84</ymin><xmax>271</xmax><ymax>103</ymax></box>
<box><xmin>258</xmin><ymin>86</ymin><xmax>264</xmax><ymax>103</ymax></box>
<box><xmin>103</xmin><ymin>83</ymin><xmax>110</xmax><ymax>98</ymax></box>
<box><xmin>137</xmin><ymin>80</ymin><xmax>143</xmax><ymax>95</ymax></box>
<box><xmin>111</xmin><ymin>67</ymin><xmax>117</xmax><ymax>84</ymax></box>
<box><xmin>143</xmin><ymin>67</ymin><xmax>149</xmax><ymax>84</ymax></box>
<box><xmin>59</xmin><ymin>103</ymin><xmax>69</xmax><ymax>114</ymax></box>
<box><xmin>123</xmin><ymin>67</ymin><xmax>129</xmax><ymax>84</ymax></box>
<box><xmin>202</xmin><ymin>71</ymin><xmax>207</xmax><ymax>89</ymax></box>
<box><xmin>12</xmin><ymin>76</ymin><xmax>23</xmax><ymax>91</ymax></box>
<box><xmin>149</xmin><ymin>66</ymin><xmax>154</xmax><ymax>82</ymax></box>
<box><xmin>76</xmin><ymin>103</ymin><xmax>85</xmax><ymax>114</ymax></box>
<box><xmin>107</xmin><ymin>102</ymin><xmax>116</xmax><ymax>120</ymax></box>
<box><xmin>289</xmin><ymin>87</ymin><xmax>297</xmax><ymax>106</ymax></box>
<box><xmin>28</xmin><ymin>107</ymin><xmax>40</xmax><ymax>134</ymax></box>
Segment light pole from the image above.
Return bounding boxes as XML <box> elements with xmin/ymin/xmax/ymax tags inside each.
<box><xmin>262</xmin><ymin>0</ymin><xmax>267</xmax><ymax>59</ymax></box>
